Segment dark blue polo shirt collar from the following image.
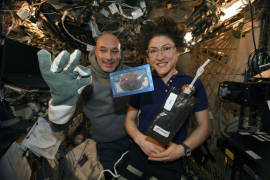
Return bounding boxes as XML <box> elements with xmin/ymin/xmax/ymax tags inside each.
<box><xmin>152</xmin><ymin>69</ymin><xmax>186</xmax><ymax>78</ymax></box>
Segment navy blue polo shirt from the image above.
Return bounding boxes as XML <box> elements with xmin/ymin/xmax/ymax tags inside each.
<box><xmin>129</xmin><ymin>69</ymin><xmax>208</xmax><ymax>144</ymax></box>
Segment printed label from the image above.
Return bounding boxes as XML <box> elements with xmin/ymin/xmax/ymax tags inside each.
<box><xmin>86</xmin><ymin>44</ymin><xmax>94</xmax><ymax>52</ymax></box>
<box><xmin>100</xmin><ymin>8</ymin><xmax>109</xmax><ymax>17</ymax></box>
<box><xmin>108</xmin><ymin>3</ymin><xmax>119</xmax><ymax>14</ymax></box>
<box><xmin>153</xmin><ymin>125</ymin><xmax>170</xmax><ymax>138</ymax></box>
<box><xmin>164</xmin><ymin>92</ymin><xmax>177</xmax><ymax>111</ymax></box>
<box><xmin>17</xmin><ymin>6</ymin><xmax>30</xmax><ymax>20</ymax></box>
<box><xmin>132</xmin><ymin>8</ymin><xmax>144</xmax><ymax>19</ymax></box>
<box><xmin>140</xmin><ymin>1</ymin><xmax>146</xmax><ymax>8</ymax></box>
<box><xmin>239</xmin><ymin>132</ymin><xmax>250</xmax><ymax>135</ymax></box>
<box><xmin>209</xmin><ymin>111</ymin><xmax>213</xmax><ymax>119</ymax></box>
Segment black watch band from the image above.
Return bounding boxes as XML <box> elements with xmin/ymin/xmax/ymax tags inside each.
<box><xmin>181</xmin><ymin>143</ymin><xmax>191</xmax><ymax>157</ymax></box>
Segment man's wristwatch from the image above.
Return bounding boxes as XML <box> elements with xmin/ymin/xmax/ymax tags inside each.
<box><xmin>181</xmin><ymin>143</ymin><xmax>191</xmax><ymax>157</ymax></box>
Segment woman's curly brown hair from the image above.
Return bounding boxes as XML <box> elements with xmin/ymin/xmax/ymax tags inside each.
<box><xmin>138</xmin><ymin>16</ymin><xmax>185</xmax><ymax>56</ymax></box>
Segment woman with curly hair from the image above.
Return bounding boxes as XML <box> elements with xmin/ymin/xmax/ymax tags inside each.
<box><xmin>118</xmin><ymin>16</ymin><xmax>210</xmax><ymax>180</ymax></box>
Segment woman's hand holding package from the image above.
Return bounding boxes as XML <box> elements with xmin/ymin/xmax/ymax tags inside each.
<box><xmin>135</xmin><ymin>133</ymin><xmax>165</xmax><ymax>157</ymax></box>
<box><xmin>148</xmin><ymin>142</ymin><xmax>184</xmax><ymax>162</ymax></box>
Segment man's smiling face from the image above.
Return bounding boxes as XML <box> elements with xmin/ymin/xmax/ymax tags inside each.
<box><xmin>95</xmin><ymin>33</ymin><xmax>121</xmax><ymax>73</ymax></box>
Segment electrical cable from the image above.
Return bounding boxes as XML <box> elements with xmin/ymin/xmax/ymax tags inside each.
<box><xmin>61</xmin><ymin>7</ymin><xmax>91</xmax><ymax>48</ymax></box>
<box><xmin>118</xmin><ymin>4</ymin><xmax>134</xmax><ymax>20</ymax></box>
<box><xmin>120</xmin><ymin>3</ymin><xmax>138</xmax><ymax>9</ymax></box>
<box><xmin>31</xmin><ymin>0</ymin><xmax>48</xmax><ymax>7</ymax></box>
<box><xmin>42</xmin><ymin>12</ymin><xmax>57</xmax><ymax>15</ymax></box>
<box><xmin>249</xmin><ymin>0</ymin><xmax>257</xmax><ymax>52</ymax></box>
<box><xmin>246</xmin><ymin>0</ymin><xmax>264</xmax><ymax>78</ymax></box>
<box><xmin>205</xmin><ymin>0</ymin><xmax>219</xmax><ymax>23</ymax></box>
<box><xmin>97</xmin><ymin>150</ymin><xmax>129</xmax><ymax>180</ymax></box>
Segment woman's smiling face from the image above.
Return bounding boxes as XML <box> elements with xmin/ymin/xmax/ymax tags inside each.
<box><xmin>147</xmin><ymin>35</ymin><xmax>180</xmax><ymax>80</ymax></box>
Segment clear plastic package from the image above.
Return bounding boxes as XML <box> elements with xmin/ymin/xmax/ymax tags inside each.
<box><xmin>110</xmin><ymin>64</ymin><xmax>154</xmax><ymax>97</ymax></box>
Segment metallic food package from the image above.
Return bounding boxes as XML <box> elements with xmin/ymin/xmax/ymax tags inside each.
<box><xmin>145</xmin><ymin>87</ymin><xmax>196</xmax><ymax>147</ymax></box>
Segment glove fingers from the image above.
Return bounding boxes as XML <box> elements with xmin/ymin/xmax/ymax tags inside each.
<box><xmin>64</xmin><ymin>49</ymin><xmax>81</xmax><ymax>72</ymax></box>
<box><xmin>76</xmin><ymin>77</ymin><xmax>92</xmax><ymax>94</ymax></box>
<box><xmin>74</xmin><ymin>65</ymin><xmax>92</xmax><ymax>77</ymax></box>
<box><xmin>37</xmin><ymin>49</ymin><xmax>52</xmax><ymax>74</ymax></box>
<box><xmin>51</xmin><ymin>50</ymin><xmax>70</xmax><ymax>73</ymax></box>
